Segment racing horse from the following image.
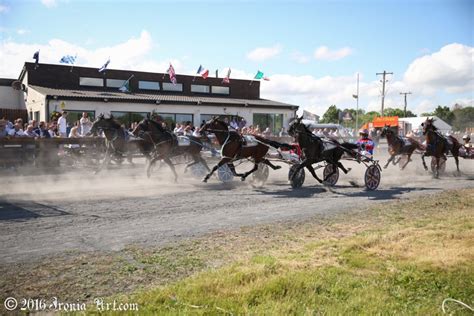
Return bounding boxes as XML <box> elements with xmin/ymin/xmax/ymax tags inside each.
<box><xmin>199</xmin><ymin>117</ymin><xmax>282</xmax><ymax>183</ymax></box>
<box><xmin>421</xmin><ymin>118</ymin><xmax>461</xmax><ymax>178</ymax></box>
<box><xmin>288</xmin><ymin>116</ymin><xmax>358</xmax><ymax>184</ymax></box>
<box><xmin>131</xmin><ymin>116</ymin><xmax>210</xmax><ymax>181</ymax></box>
<box><xmin>380</xmin><ymin>125</ymin><xmax>424</xmax><ymax>169</ymax></box>
<box><xmin>89</xmin><ymin>114</ymin><xmax>151</xmax><ymax>172</ymax></box>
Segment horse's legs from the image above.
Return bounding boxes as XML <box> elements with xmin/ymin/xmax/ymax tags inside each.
<box><xmin>336</xmin><ymin>161</ymin><xmax>351</xmax><ymax>174</ymax></box>
<box><xmin>401</xmin><ymin>153</ymin><xmax>411</xmax><ymax>170</ymax></box>
<box><xmin>162</xmin><ymin>156</ymin><xmax>178</xmax><ymax>182</ymax></box>
<box><xmin>421</xmin><ymin>153</ymin><xmax>428</xmax><ymax>171</ymax></box>
<box><xmin>453</xmin><ymin>155</ymin><xmax>460</xmax><ymax>175</ymax></box>
<box><xmin>384</xmin><ymin>155</ymin><xmax>395</xmax><ymax>169</ymax></box>
<box><xmin>262</xmin><ymin>159</ymin><xmax>282</xmax><ymax>170</ymax></box>
<box><xmin>434</xmin><ymin>157</ymin><xmax>440</xmax><ymax>179</ymax></box>
<box><xmin>146</xmin><ymin>155</ymin><xmax>159</xmax><ymax>178</ymax></box>
<box><xmin>241</xmin><ymin>161</ymin><xmax>259</xmax><ymax>181</ymax></box>
<box><xmin>184</xmin><ymin>155</ymin><xmax>201</xmax><ymax>173</ymax></box>
<box><xmin>303</xmin><ymin>162</ymin><xmax>323</xmax><ymax>184</ymax></box>
<box><xmin>203</xmin><ymin>158</ymin><xmax>231</xmax><ymax>182</ymax></box>
<box><xmin>227</xmin><ymin>163</ymin><xmax>245</xmax><ymax>177</ymax></box>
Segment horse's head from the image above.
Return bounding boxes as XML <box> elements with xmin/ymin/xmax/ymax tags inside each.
<box><xmin>90</xmin><ymin>114</ymin><xmax>121</xmax><ymax>135</ymax></box>
<box><xmin>200</xmin><ymin>116</ymin><xmax>228</xmax><ymax>134</ymax></box>
<box><xmin>132</xmin><ymin>118</ymin><xmax>149</xmax><ymax>137</ymax></box>
<box><xmin>90</xmin><ymin>113</ymin><xmax>106</xmax><ymax>135</ymax></box>
<box><xmin>421</xmin><ymin>118</ymin><xmax>436</xmax><ymax>135</ymax></box>
<box><xmin>288</xmin><ymin>116</ymin><xmax>305</xmax><ymax>137</ymax></box>
<box><xmin>380</xmin><ymin>124</ymin><xmax>393</xmax><ymax>137</ymax></box>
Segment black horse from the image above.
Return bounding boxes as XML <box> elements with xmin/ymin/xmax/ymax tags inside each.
<box><xmin>89</xmin><ymin>114</ymin><xmax>150</xmax><ymax>172</ymax></box>
<box><xmin>421</xmin><ymin>118</ymin><xmax>461</xmax><ymax>178</ymax></box>
<box><xmin>288</xmin><ymin>116</ymin><xmax>358</xmax><ymax>184</ymax></box>
<box><xmin>131</xmin><ymin>116</ymin><xmax>210</xmax><ymax>181</ymax></box>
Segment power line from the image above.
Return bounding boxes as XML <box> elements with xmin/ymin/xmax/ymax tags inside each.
<box><xmin>376</xmin><ymin>70</ymin><xmax>393</xmax><ymax>117</ymax></box>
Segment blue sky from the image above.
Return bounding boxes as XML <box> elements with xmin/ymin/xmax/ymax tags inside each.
<box><xmin>0</xmin><ymin>0</ymin><xmax>472</xmax><ymax>115</ymax></box>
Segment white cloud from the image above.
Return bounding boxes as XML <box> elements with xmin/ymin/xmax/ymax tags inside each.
<box><xmin>404</xmin><ymin>43</ymin><xmax>474</xmax><ymax>94</ymax></box>
<box><xmin>314</xmin><ymin>46</ymin><xmax>353</xmax><ymax>61</ymax></box>
<box><xmin>0</xmin><ymin>30</ymin><xmax>187</xmax><ymax>79</ymax></box>
<box><xmin>17</xmin><ymin>29</ymin><xmax>29</xmax><ymax>35</ymax></box>
<box><xmin>41</xmin><ymin>0</ymin><xmax>57</xmax><ymax>8</ymax></box>
<box><xmin>0</xmin><ymin>4</ymin><xmax>9</xmax><ymax>13</ymax></box>
<box><xmin>246</xmin><ymin>44</ymin><xmax>282</xmax><ymax>62</ymax></box>
<box><xmin>290</xmin><ymin>51</ymin><xmax>310</xmax><ymax>64</ymax></box>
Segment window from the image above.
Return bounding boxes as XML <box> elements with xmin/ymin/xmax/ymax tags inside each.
<box><xmin>158</xmin><ymin>113</ymin><xmax>193</xmax><ymax>128</ymax></box>
<box><xmin>191</xmin><ymin>85</ymin><xmax>210</xmax><ymax>93</ymax></box>
<box><xmin>139</xmin><ymin>81</ymin><xmax>160</xmax><ymax>91</ymax></box>
<box><xmin>253</xmin><ymin>113</ymin><xmax>284</xmax><ymax>135</ymax></box>
<box><xmin>111</xmin><ymin>111</ymin><xmax>148</xmax><ymax>128</ymax></box>
<box><xmin>162</xmin><ymin>82</ymin><xmax>183</xmax><ymax>92</ymax></box>
<box><xmin>79</xmin><ymin>77</ymin><xmax>103</xmax><ymax>87</ymax></box>
<box><xmin>106</xmin><ymin>79</ymin><xmax>127</xmax><ymax>88</ymax></box>
<box><xmin>211</xmin><ymin>86</ymin><xmax>229</xmax><ymax>95</ymax></box>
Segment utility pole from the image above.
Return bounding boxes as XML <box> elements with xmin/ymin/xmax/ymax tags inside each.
<box><xmin>400</xmin><ymin>92</ymin><xmax>412</xmax><ymax>117</ymax></box>
<box><xmin>376</xmin><ymin>70</ymin><xmax>393</xmax><ymax>117</ymax></box>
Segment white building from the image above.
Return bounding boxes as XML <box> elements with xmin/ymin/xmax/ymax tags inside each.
<box><xmin>399</xmin><ymin>116</ymin><xmax>452</xmax><ymax>134</ymax></box>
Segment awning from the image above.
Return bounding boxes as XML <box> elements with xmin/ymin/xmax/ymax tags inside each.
<box><xmin>372</xmin><ymin>116</ymin><xmax>398</xmax><ymax>128</ymax></box>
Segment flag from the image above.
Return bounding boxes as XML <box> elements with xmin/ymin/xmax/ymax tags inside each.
<box><xmin>60</xmin><ymin>55</ymin><xmax>76</xmax><ymax>64</ymax></box>
<box><xmin>352</xmin><ymin>94</ymin><xmax>358</xmax><ymax>99</ymax></box>
<box><xmin>168</xmin><ymin>64</ymin><xmax>177</xmax><ymax>84</ymax></box>
<box><xmin>222</xmin><ymin>68</ymin><xmax>231</xmax><ymax>84</ymax></box>
<box><xmin>201</xmin><ymin>69</ymin><xmax>209</xmax><ymax>79</ymax></box>
<box><xmin>33</xmin><ymin>50</ymin><xmax>39</xmax><ymax>65</ymax></box>
<box><xmin>254</xmin><ymin>70</ymin><xmax>264</xmax><ymax>80</ymax></box>
<box><xmin>119</xmin><ymin>75</ymin><xmax>134</xmax><ymax>93</ymax></box>
<box><xmin>196</xmin><ymin>65</ymin><xmax>203</xmax><ymax>74</ymax></box>
<box><xmin>98</xmin><ymin>58</ymin><xmax>110</xmax><ymax>73</ymax></box>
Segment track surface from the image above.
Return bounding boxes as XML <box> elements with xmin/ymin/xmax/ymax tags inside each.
<box><xmin>1</xmin><ymin>149</ymin><xmax>473</xmax><ymax>264</ymax></box>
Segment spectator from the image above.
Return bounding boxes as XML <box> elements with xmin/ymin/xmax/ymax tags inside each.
<box><xmin>0</xmin><ymin>119</ymin><xmax>8</xmax><ymax>138</ymax></box>
<box><xmin>238</xmin><ymin>118</ymin><xmax>247</xmax><ymax>129</ymax></box>
<box><xmin>58</xmin><ymin>111</ymin><xmax>68</xmax><ymax>137</ymax></box>
<box><xmin>80</xmin><ymin>112</ymin><xmax>92</xmax><ymax>136</ymax></box>
<box><xmin>8</xmin><ymin>122</ymin><xmax>25</xmax><ymax>137</ymax></box>
<box><xmin>35</xmin><ymin>121</ymin><xmax>50</xmax><ymax>138</ymax></box>
<box><xmin>262</xmin><ymin>127</ymin><xmax>272</xmax><ymax>137</ymax></box>
<box><xmin>23</xmin><ymin>124</ymin><xmax>37</xmax><ymax>137</ymax></box>
<box><xmin>279</xmin><ymin>127</ymin><xmax>288</xmax><ymax>137</ymax></box>
<box><xmin>69</xmin><ymin>121</ymin><xmax>81</xmax><ymax>138</ymax></box>
<box><xmin>48</xmin><ymin>121</ymin><xmax>58</xmax><ymax>137</ymax></box>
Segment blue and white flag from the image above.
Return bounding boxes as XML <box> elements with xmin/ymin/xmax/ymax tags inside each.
<box><xmin>119</xmin><ymin>75</ymin><xmax>134</xmax><ymax>93</ymax></box>
<box><xmin>98</xmin><ymin>58</ymin><xmax>110</xmax><ymax>73</ymax></box>
<box><xmin>60</xmin><ymin>55</ymin><xmax>76</xmax><ymax>64</ymax></box>
<box><xmin>33</xmin><ymin>50</ymin><xmax>40</xmax><ymax>65</ymax></box>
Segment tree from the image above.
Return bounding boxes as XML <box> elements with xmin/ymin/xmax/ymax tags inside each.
<box><xmin>431</xmin><ymin>105</ymin><xmax>455</xmax><ymax>124</ymax></box>
<box><xmin>383</xmin><ymin>107</ymin><xmax>417</xmax><ymax>118</ymax></box>
<box><xmin>452</xmin><ymin>106</ymin><xmax>474</xmax><ymax>131</ymax></box>
<box><xmin>320</xmin><ymin>105</ymin><xmax>341</xmax><ymax>123</ymax></box>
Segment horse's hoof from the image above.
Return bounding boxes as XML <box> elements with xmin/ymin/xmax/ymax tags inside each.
<box><xmin>383</xmin><ymin>165</ymin><xmax>388</xmax><ymax>169</ymax></box>
<box><xmin>241</xmin><ymin>177</ymin><xmax>246</xmax><ymax>181</ymax></box>
<box><xmin>202</xmin><ymin>178</ymin><xmax>208</xmax><ymax>183</ymax></box>
<box><xmin>275</xmin><ymin>166</ymin><xmax>282</xmax><ymax>170</ymax></box>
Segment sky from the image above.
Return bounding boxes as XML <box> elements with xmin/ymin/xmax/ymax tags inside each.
<box><xmin>0</xmin><ymin>0</ymin><xmax>472</xmax><ymax>116</ymax></box>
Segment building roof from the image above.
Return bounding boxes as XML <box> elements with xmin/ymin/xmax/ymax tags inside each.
<box><xmin>29</xmin><ymin>85</ymin><xmax>298</xmax><ymax>110</ymax></box>
<box><xmin>399</xmin><ymin>116</ymin><xmax>452</xmax><ymax>131</ymax></box>
<box><xmin>0</xmin><ymin>78</ymin><xmax>15</xmax><ymax>87</ymax></box>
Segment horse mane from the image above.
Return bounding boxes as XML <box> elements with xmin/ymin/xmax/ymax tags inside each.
<box><xmin>105</xmin><ymin>117</ymin><xmax>122</xmax><ymax>129</ymax></box>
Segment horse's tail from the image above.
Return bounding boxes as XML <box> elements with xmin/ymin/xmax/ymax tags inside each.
<box><xmin>252</xmin><ymin>134</ymin><xmax>292</xmax><ymax>150</ymax></box>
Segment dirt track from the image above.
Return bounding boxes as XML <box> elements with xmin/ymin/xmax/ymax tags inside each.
<box><xmin>1</xmin><ymin>149</ymin><xmax>473</xmax><ymax>264</ymax></box>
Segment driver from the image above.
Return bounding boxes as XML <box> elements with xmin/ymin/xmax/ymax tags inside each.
<box><xmin>462</xmin><ymin>134</ymin><xmax>472</xmax><ymax>157</ymax></box>
<box><xmin>357</xmin><ymin>128</ymin><xmax>375</xmax><ymax>158</ymax></box>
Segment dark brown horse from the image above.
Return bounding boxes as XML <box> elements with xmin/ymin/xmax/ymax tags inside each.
<box><xmin>199</xmin><ymin>117</ymin><xmax>281</xmax><ymax>182</ymax></box>
<box><xmin>421</xmin><ymin>118</ymin><xmax>461</xmax><ymax>178</ymax></box>
<box><xmin>288</xmin><ymin>116</ymin><xmax>357</xmax><ymax>184</ymax></box>
<box><xmin>380</xmin><ymin>125</ymin><xmax>424</xmax><ymax>169</ymax></box>
<box><xmin>132</xmin><ymin>116</ymin><xmax>209</xmax><ymax>181</ymax></box>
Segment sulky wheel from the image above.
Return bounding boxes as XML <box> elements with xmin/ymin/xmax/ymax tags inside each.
<box><xmin>189</xmin><ymin>162</ymin><xmax>208</xmax><ymax>179</ymax></box>
<box><xmin>430</xmin><ymin>157</ymin><xmax>447</xmax><ymax>174</ymax></box>
<box><xmin>217</xmin><ymin>164</ymin><xmax>234</xmax><ymax>183</ymax></box>
<box><xmin>289</xmin><ymin>164</ymin><xmax>305</xmax><ymax>188</ymax></box>
<box><xmin>364</xmin><ymin>165</ymin><xmax>381</xmax><ymax>190</ymax></box>
<box><xmin>323</xmin><ymin>164</ymin><xmax>339</xmax><ymax>186</ymax></box>
<box><xmin>252</xmin><ymin>163</ymin><xmax>270</xmax><ymax>185</ymax></box>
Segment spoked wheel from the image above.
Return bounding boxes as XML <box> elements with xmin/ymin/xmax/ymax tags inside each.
<box><xmin>323</xmin><ymin>164</ymin><xmax>339</xmax><ymax>186</ymax></box>
<box><xmin>430</xmin><ymin>157</ymin><xmax>446</xmax><ymax>174</ymax></box>
<box><xmin>252</xmin><ymin>163</ymin><xmax>270</xmax><ymax>186</ymax></box>
<box><xmin>189</xmin><ymin>162</ymin><xmax>208</xmax><ymax>179</ymax></box>
<box><xmin>217</xmin><ymin>164</ymin><xmax>234</xmax><ymax>183</ymax></box>
<box><xmin>289</xmin><ymin>164</ymin><xmax>305</xmax><ymax>189</ymax></box>
<box><xmin>364</xmin><ymin>165</ymin><xmax>381</xmax><ymax>191</ymax></box>
<box><xmin>398</xmin><ymin>155</ymin><xmax>409</xmax><ymax>169</ymax></box>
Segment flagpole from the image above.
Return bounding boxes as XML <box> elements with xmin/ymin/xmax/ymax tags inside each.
<box><xmin>355</xmin><ymin>72</ymin><xmax>359</xmax><ymax>131</ymax></box>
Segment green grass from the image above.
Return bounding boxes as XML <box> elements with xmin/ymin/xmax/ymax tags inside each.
<box><xmin>126</xmin><ymin>190</ymin><xmax>474</xmax><ymax>315</ymax></box>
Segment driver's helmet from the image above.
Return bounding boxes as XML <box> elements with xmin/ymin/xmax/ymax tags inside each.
<box><xmin>463</xmin><ymin>134</ymin><xmax>471</xmax><ymax>141</ymax></box>
<box><xmin>359</xmin><ymin>128</ymin><xmax>369</xmax><ymax>136</ymax></box>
